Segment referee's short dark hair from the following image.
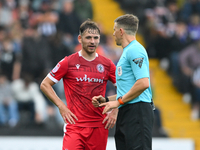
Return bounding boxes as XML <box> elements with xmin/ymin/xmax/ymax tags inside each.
<box><xmin>114</xmin><ymin>14</ymin><xmax>139</xmax><ymax>36</ymax></box>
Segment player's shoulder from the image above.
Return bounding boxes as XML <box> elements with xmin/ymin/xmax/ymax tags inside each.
<box><xmin>65</xmin><ymin>52</ymin><xmax>79</xmax><ymax>60</ymax></box>
<box><xmin>57</xmin><ymin>52</ymin><xmax>78</xmax><ymax>65</ymax></box>
<box><xmin>98</xmin><ymin>54</ymin><xmax>111</xmax><ymax>61</ymax></box>
<box><xmin>97</xmin><ymin>54</ymin><xmax>116</xmax><ymax>70</ymax></box>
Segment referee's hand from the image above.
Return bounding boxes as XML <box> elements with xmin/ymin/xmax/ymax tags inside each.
<box><xmin>103</xmin><ymin>108</ymin><xmax>118</xmax><ymax>129</ymax></box>
<box><xmin>99</xmin><ymin>101</ymin><xmax>120</xmax><ymax>114</ymax></box>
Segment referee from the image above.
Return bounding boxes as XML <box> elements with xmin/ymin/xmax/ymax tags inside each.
<box><xmin>92</xmin><ymin>14</ymin><xmax>154</xmax><ymax>150</ymax></box>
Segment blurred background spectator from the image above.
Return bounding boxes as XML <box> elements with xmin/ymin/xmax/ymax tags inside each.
<box><xmin>11</xmin><ymin>72</ymin><xmax>47</xmax><ymax>125</ymax></box>
<box><xmin>74</xmin><ymin>0</ymin><xmax>93</xmax><ymax>22</ymax></box>
<box><xmin>179</xmin><ymin>40</ymin><xmax>200</xmax><ymax>120</ymax></box>
<box><xmin>34</xmin><ymin>0</ymin><xmax>58</xmax><ymax>37</ymax></box>
<box><xmin>57</xmin><ymin>0</ymin><xmax>81</xmax><ymax>49</ymax></box>
<box><xmin>21</xmin><ymin>25</ymin><xmax>52</xmax><ymax>84</ymax></box>
<box><xmin>180</xmin><ymin>0</ymin><xmax>200</xmax><ymax>23</ymax></box>
<box><xmin>0</xmin><ymin>71</ymin><xmax>18</xmax><ymax>127</ymax></box>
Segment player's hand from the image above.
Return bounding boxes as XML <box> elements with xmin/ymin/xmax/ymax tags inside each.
<box><xmin>103</xmin><ymin>108</ymin><xmax>118</xmax><ymax>129</ymax></box>
<box><xmin>92</xmin><ymin>95</ymin><xmax>106</xmax><ymax>107</ymax></box>
<box><xmin>58</xmin><ymin>105</ymin><xmax>78</xmax><ymax>124</ymax></box>
<box><xmin>99</xmin><ymin>101</ymin><xmax>120</xmax><ymax>114</ymax></box>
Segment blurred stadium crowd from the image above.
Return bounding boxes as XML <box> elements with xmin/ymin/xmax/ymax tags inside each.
<box><xmin>0</xmin><ymin>0</ymin><xmax>200</xmax><ymax>137</ymax></box>
<box><xmin>117</xmin><ymin>0</ymin><xmax>200</xmax><ymax>120</ymax></box>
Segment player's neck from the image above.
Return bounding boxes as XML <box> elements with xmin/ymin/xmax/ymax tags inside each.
<box><xmin>80</xmin><ymin>50</ymin><xmax>97</xmax><ymax>61</ymax></box>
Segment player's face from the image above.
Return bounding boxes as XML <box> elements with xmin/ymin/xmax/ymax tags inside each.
<box><xmin>79</xmin><ymin>29</ymin><xmax>100</xmax><ymax>54</ymax></box>
<box><xmin>113</xmin><ymin>23</ymin><xmax>122</xmax><ymax>46</ymax></box>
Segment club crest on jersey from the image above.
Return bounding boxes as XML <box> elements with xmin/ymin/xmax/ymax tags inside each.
<box><xmin>133</xmin><ymin>58</ymin><xmax>144</xmax><ymax>68</ymax></box>
<box><xmin>117</xmin><ymin>66</ymin><xmax>122</xmax><ymax>76</ymax></box>
<box><xmin>52</xmin><ymin>64</ymin><xmax>60</xmax><ymax>73</ymax></box>
<box><xmin>97</xmin><ymin>64</ymin><xmax>104</xmax><ymax>73</ymax></box>
<box><xmin>76</xmin><ymin>64</ymin><xmax>80</xmax><ymax>69</ymax></box>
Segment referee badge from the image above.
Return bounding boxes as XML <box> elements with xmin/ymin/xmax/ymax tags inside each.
<box><xmin>133</xmin><ymin>58</ymin><xmax>144</xmax><ymax>68</ymax></box>
<box><xmin>117</xmin><ymin>66</ymin><xmax>122</xmax><ymax>76</ymax></box>
<box><xmin>97</xmin><ymin>64</ymin><xmax>104</xmax><ymax>73</ymax></box>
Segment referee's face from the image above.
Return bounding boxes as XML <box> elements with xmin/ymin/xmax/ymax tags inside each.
<box><xmin>78</xmin><ymin>29</ymin><xmax>100</xmax><ymax>54</ymax></box>
<box><xmin>113</xmin><ymin>23</ymin><xmax>122</xmax><ymax>46</ymax></box>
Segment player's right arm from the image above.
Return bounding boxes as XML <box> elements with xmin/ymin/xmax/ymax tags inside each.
<box><xmin>40</xmin><ymin>76</ymin><xmax>78</xmax><ymax>124</ymax></box>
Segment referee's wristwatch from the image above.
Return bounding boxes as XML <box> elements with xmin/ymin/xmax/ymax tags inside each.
<box><xmin>117</xmin><ymin>96</ymin><xmax>124</xmax><ymax>105</ymax></box>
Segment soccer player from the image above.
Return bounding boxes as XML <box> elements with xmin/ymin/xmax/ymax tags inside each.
<box><xmin>40</xmin><ymin>19</ymin><xmax>118</xmax><ymax>150</ymax></box>
<box><xmin>92</xmin><ymin>14</ymin><xmax>154</xmax><ymax>150</ymax></box>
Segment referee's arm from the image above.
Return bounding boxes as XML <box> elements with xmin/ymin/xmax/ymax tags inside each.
<box><xmin>120</xmin><ymin>77</ymin><xmax>149</xmax><ymax>104</ymax></box>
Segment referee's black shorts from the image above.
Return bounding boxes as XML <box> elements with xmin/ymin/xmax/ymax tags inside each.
<box><xmin>114</xmin><ymin>102</ymin><xmax>154</xmax><ymax>150</ymax></box>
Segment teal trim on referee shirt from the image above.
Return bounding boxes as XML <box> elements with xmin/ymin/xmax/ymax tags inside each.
<box><xmin>116</xmin><ymin>40</ymin><xmax>152</xmax><ymax>108</ymax></box>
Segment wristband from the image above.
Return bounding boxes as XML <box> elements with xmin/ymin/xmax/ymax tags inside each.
<box><xmin>105</xmin><ymin>97</ymin><xmax>109</xmax><ymax>102</ymax></box>
<box><xmin>118</xmin><ymin>96</ymin><xmax>124</xmax><ymax>105</ymax></box>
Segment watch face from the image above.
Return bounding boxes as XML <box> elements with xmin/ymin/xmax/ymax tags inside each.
<box><xmin>118</xmin><ymin>96</ymin><xmax>124</xmax><ymax>105</ymax></box>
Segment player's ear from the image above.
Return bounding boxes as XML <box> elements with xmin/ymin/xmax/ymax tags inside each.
<box><xmin>78</xmin><ymin>34</ymin><xmax>82</xmax><ymax>43</ymax></box>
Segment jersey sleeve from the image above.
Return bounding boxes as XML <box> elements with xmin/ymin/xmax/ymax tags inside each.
<box><xmin>47</xmin><ymin>57</ymin><xmax>68</xmax><ymax>83</ymax></box>
<box><xmin>127</xmin><ymin>48</ymin><xmax>149</xmax><ymax>80</ymax></box>
<box><xmin>109</xmin><ymin>60</ymin><xmax>116</xmax><ymax>85</ymax></box>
